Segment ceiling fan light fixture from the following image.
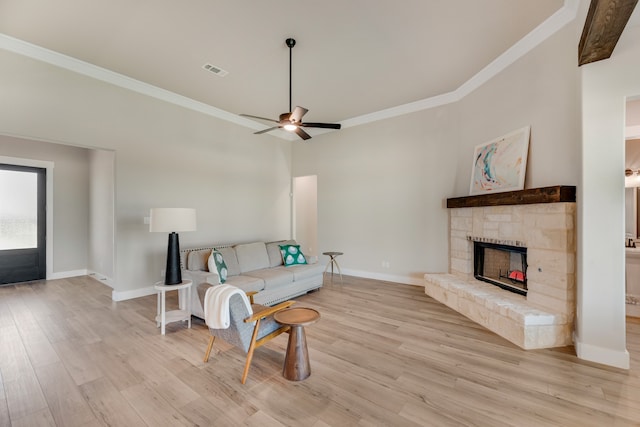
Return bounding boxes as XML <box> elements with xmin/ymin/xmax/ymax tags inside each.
<box><xmin>284</xmin><ymin>123</ymin><xmax>297</xmax><ymax>131</ymax></box>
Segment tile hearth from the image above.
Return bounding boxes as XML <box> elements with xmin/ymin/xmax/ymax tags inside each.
<box><xmin>424</xmin><ymin>191</ymin><xmax>576</xmax><ymax>350</ymax></box>
<box><xmin>424</xmin><ymin>273</ymin><xmax>571</xmax><ymax>349</ymax></box>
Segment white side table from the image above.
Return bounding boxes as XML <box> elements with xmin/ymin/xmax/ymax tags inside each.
<box><xmin>154</xmin><ymin>279</ymin><xmax>192</xmax><ymax>335</ymax></box>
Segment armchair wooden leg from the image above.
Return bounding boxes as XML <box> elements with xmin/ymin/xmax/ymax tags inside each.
<box><xmin>204</xmin><ymin>335</ymin><xmax>215</xmax><ymax>363</ymax></box>
<box><xmin>241</xmin><ymin>319</ymin><xmax>262</xmax><ymax>384</ymax></box>
<box><xmin>246</xmin><ymin>291</ymin><xmax>257</xmax><ymax>304</ymax></box>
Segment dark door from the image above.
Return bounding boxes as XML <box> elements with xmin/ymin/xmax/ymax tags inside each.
<box><xmin>0</xmin><ymin>164</ymin><xmax>46</xmax><ymax>284</ymax></box>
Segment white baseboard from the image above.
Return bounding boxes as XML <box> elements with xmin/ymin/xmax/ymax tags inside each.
<box><xmin>87</xmin><ymin>271</ymin><xmax>116</xmax><ymax>288</ymax></box>
<box><xmin>573</xmin><ymin>333</ymin><xmax>630</xmax><ymax>370</ymax></box>
<box><xmin>112</xmin><ymin>286</ymin><xmax>156</xmax><ymax>302</ymax></box>
<box><xmin>50</xmin><ymin>269</ymin><xmax>88</xmax><ymax>280</ymax></box>
<box><xmin>109</xmin><ymin>269</ymin><xmax>421</xmax><ymax>301</ymax></box>
<box><xmin>340</xmin><ymin>268</ymin><xmax>425</xmax><ymax>287</ymax></box>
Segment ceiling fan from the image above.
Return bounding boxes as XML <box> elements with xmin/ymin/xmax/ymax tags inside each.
<box><xmin>240</xmin><ymin>38</ymin><xmax>341</xmax><ymax>141</ymax></box>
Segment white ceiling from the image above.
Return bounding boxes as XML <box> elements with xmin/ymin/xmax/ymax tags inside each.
<box><xmin>0</xmin><ymin>0</ymin><xmax>574</xmax><ymax>135</ymax></box>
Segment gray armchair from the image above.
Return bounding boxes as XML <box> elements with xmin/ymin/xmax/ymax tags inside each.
<box><xmin>199</xmin><ymin>284</ymin><xmax>294</xmax><ymax>384</ymax></box>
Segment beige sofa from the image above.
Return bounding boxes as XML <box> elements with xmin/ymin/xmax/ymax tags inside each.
<box><xmin>180</xmin><ymin>240</ymin><xmax>324</xmax><ymax>319</ymax></box>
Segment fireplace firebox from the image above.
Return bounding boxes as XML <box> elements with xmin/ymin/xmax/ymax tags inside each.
<box><xmin>473</xmin><ymin>241</ymin><xmax>527</xmax><ymax>296</ymax></box>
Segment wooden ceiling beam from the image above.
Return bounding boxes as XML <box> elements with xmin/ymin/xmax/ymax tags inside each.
<box><xmin>579</xmin><ymin>0</ymin><xmax>638</xmax><ymax>66</ymax></box>
<box><xmin>579</xmin><ymin>0</ymin><xmax>639</xmax><ymax>65</ymax></box>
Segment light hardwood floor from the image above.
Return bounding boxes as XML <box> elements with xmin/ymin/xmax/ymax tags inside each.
<box><xmin>0</xmin><ymin>274</ymin><xmax>639</xmax><ymax>426</ymax></box>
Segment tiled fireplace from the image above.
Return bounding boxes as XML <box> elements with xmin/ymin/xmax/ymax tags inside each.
<box><xmin>424</xmin><ymin>186</ymin><xmax>576</xmax><ymax>349</ymax></box>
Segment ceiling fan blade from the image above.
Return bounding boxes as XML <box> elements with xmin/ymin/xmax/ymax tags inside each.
<box><xmin>301</xmin><ymin>122</ymin><xmax>342</xmax><ymax>130</ymax></box>
<box><xmin>254</xmin><ymin>126</ymin><xmax>281</xmax><ymax>135</ymax></box>
<box><xmin>279</xmin><ymin>112</ymin><xmax>292</xmax><ymax>123</ymax></box>
<box><xmin>294</xmin><ymin>127</ymin><xmax>312</xmax><ymax>140</ymax></box>
<box><xmin>290</xmin><ymin>106</ymin><xmax>309</xmax><ymax>123</ymax></box>
<box><xmin>240</xmin><ymin>113</ymin><xmax>279</xmax><ymax>124</ymax></box>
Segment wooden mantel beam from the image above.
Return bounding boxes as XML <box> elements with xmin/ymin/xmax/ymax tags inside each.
<box><xmin>578</xmin><ymin>0</ymin><xmax>638</xmax><ymax>66</ymax></box>
<box><xmin>446</xmin><ymin>186</ymin><xmax>576</xmax><ymax>209</ymax></box>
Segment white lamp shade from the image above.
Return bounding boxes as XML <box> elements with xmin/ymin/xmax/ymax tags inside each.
<box><xmin>149</xmin><ymin>208</ymin><xmax>197</xmax><ymax>232</ymax></box>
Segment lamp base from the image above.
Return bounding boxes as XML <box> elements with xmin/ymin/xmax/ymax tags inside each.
<box><xmin>165</xmin><ymin>232</ymin><xmax>182</xmax><ymax>285</ymax></box>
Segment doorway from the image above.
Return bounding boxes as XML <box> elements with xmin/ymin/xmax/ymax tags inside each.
<box><xmin>292</xmin><ymin>175</ymin><xmax>318</xmax><ymax>259</ymax></box>
<box><xmin>626</xmin><ymin>98</ymin><xmax>640</xmax><ymax>317</ymax></box>
<box><xmin>0</xmin><ymin>163</ymin><xmax>46</xmax><ymax>284</ymax></box>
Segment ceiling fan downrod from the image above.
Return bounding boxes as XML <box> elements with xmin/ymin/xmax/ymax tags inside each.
<box><xmin>286</xmin><ymin>38</ymin><xmax>296</xmax><ymax>114</ymax></box>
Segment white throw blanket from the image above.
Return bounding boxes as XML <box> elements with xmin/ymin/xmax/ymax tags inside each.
<box><xmin>204</xmin><ymin>284</ymin><xmax>253</xmax><ymax>329</ymax></box>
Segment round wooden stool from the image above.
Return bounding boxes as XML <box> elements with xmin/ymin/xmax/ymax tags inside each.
<box><xmin>274</xmin><ymin>307</ymin><xmax>320</xmax><ymax>381</ymax></box>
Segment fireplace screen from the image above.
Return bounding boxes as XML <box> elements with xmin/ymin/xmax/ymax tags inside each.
<box><xmin>473</xmin><ymin>241</ymin><xmax>527</xmax><ymax>296</ymax></box>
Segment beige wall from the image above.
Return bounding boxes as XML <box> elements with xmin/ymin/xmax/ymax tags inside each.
<box><xmin>0</xmin><ymin>49</ymin><xmax>293</xmax><ymax>298</ymax></box>
<box><xmin>293</xmin><ymin>106</ymin><xmax>457</xmax><ymax>284</ymax></box>
<box><xmin>0</xmin><ymin>134</ymin><xmax>90</xmax><ymax>274</ymax></box>
<box><xmin>292</xmin><ymin>19</ymin><xmax>580</xmax><ymax>285</ymax></box>
<box><xmin>453</xmin><ymin>24</ymin><xmax>580</xmax><ymax>195</ymax></box>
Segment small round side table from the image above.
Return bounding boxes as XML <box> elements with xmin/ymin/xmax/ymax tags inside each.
<box><xmin>154</xmin><ymin>279</ymin><xmax>192</xmax><ymax>335</ymax></box>
<box><xmin>273</xmin><ymin>307</ymin><xmax>320</xmax><ymax>381</ymax></box>
<box><xmin>323</xmin><ymin>251</ymin><xmax>343</xmax><ymax>281</ymax></box>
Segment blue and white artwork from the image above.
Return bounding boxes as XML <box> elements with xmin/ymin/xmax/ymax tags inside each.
<box><xmin>469</xmin><ymin>126</ymin><xmax>530</xmax><ymax>195</ymax></box>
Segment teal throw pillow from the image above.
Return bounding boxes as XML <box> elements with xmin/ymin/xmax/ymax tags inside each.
<box><xmin>207</xmin><ymin>250</ymin><xmax>228</xmax><ymax>283</ymax></box>
<box><xmin>279</xmin><ymin>244</ymin><xmax>308</xmax><ymax>267</ymax></box>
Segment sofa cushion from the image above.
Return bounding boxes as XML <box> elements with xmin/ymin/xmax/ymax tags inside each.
<box><xmin>235</xmin><ymin>242</ymin><xmax>270</xmax><ymax>273</ymax></box>
<box><xmin>266</xmin><ymin>240</ymin><xmax>285</xmax><ymax>267</ymax></box>
<box><xmin>279</xmin><ymin>262</ymin><xmax>325</xmax><ymax>281</ymax></box>
<box><xmin>217</xmin><ymin>246</ymin><xmax>240</xmax><ymax>276</ymax></box>
<box><xmin>279</xmin><ymin>244</ymin><xmax>308</xmax><ymax>266</ymax></box>
<box><xmin>207</xmin><ymin>250</ymin><xmax>228</xmax><ymax>283</ymax></box>
<box><xmin>184</xmin><ymin>269</ymin><xmax>217</xmax><ymax>287</ymax></box>
<box><xmin>244</xmin><ymin>268</ymin><xmax>294</xmax><ymax>290</ymax></box>
<box><xmin>266</xmin><ymin>240</ymin><xmax>297</xmax><ymax>267</ymax></box>
<box><xmin>224</xmin><ymin>275</ymin><xmax>265</xmax><ymax>294</ymax></box>
<box><xmin>187</xmin><ymin>249</ymin><xmax>212</xmax><ymax>271</ymax></box>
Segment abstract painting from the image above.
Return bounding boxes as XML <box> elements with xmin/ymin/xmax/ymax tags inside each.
<box><xmin>469</xmin><ymin>126</ymin><xmax>530</xmax><ymax>195</ymax></box>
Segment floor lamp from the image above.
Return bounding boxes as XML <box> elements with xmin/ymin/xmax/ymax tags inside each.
<box><xmin>149</xmin><ymin>208</ymin><xmax>197</xmax><ymax>285</ymax></box>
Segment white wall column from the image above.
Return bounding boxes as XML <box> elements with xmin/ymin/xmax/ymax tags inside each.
<box><xmin>577</xmin><ymin>23</ymin><xmax>640</xmax><ymax>369</ymax></box>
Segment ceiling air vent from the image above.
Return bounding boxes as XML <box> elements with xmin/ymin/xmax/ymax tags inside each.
<box><xmin>202</xmin><ymin>63</ymin><xmax>228</xmax><ymax>77</ymax></box>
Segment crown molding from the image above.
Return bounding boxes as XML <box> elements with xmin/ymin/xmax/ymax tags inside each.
<box><xmin>455</xmin><ymin>0</ymin><xmax>579</xmax><ymax>100</ymax></box>
<box><xmin>0</xmin><ymin>0</ymin><xmax>579</xmax><ymax>137</ymax></box>
<box><xmin>0</xmin><ymin>34</ymin><xmax>264</xmax><ymax>132</ymax></box>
